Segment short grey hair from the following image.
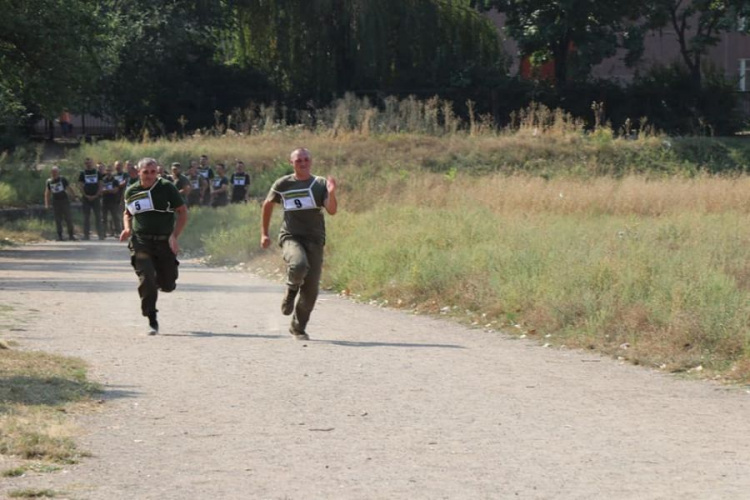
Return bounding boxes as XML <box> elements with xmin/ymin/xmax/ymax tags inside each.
<box><xmin>137</xmin><ymin>157</ymin><xmax>157</xmax><ymax>170</ymax></box>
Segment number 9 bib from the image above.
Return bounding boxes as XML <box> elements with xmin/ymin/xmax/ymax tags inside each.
<box><xmin>281</xmin><ymin>189</ymin><xmax>316</xmax><ymax>211</ymax></box>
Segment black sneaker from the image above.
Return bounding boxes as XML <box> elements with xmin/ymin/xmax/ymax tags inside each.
<box><xmin>147</xmin><ymin>312</ymin><xmax>159</xmax><ymax>335</ymax></box>
<box><xmin>289</xmin><ymin>326</ymin><xmax>309</xmax><ymax>341</ymax></box>
<box><xmin>281</xmin><ymin>287</ymin><xmax>298</xmax><ymax>316</ymax></box>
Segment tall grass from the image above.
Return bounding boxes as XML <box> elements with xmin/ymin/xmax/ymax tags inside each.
<box><xmin>179</xmin><ymin>164</ymin><xmax>750</xmax><ymax>382</ymax></box>
<box><xmin>181</xmin><ymin>203</ymin><xmax>264</xmax><ymax>264</ymax></box>
<box><xmin>326</xmin><ymin>205</ymin><xmax>750</xmax><ymax>377</ymax></box>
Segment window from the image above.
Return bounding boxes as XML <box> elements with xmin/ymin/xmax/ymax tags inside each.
<box><xmin>740</xmin><ymin>59</ymin><xmax>750</xmax><ymax>91</ymax></box>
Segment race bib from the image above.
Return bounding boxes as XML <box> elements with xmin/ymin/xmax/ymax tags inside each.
<box><xmin>50</xmin><ymin>182</ymin><xmax>64</xmax><ymax>193</ymax></box>
<box><xmin>191</xmin><ymin>179</ymin><xmax>200</xmax><ymax>189</ymax></box>
<box><xmin>104</xmin><ymin>182</ymin><xmax>113</xmax><ymax>190</ymax></box>
<box><xmin>84</xmin><ymin>174</ymin><xmax>98</xmax><ymax>184</ymax></box>
<box><xmin>282</xmin><ymin>189</ymin><xmax>316</xmax><ymax>211</ymax></box>
<box><xmin>233</xmin><ymin>177</ymin><xmax>246</xmax><ymax>186</ymax></box>
<box><xmin>213</xmin><ymin>179</ymin><xmax>223</xmax><ymax>188</ymax></box>
<box><xmin>199</xmin><ymin>169</ymin><xmax>209</xmax><ymax>178</ymax></box>
<box><xmin>127</xmin><ymin>191</ymin><xmax>155</xmax><ymax>214</ymax></box>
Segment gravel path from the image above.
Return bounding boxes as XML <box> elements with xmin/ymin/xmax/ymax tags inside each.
<box><xmin>1</xmin><ymin>240</ymin><xmax>750</xmax><ymax>499</ymax></box>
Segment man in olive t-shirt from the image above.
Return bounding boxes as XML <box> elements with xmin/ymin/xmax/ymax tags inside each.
<box><xmin>45</xmin><ymin>166</ymin><xmax>76</xmax><ymax>241</ymax></box>
<box><xmin>261</xmin><ymin>148</ymin><xmax>338</xmax><ymax>340</ymax></box>
<box><xmin>120</xmin><ymin>157</ymin><xmax>188</xmax><ymax>335</ymax></box>
<box><xmin>169</xmin><ymin>162</ymin><xmax>191</xmax><ymax>203</ymax></box>
<box><xmin>78</xmin><ymin>157</ymin><xmax>104</xmax><ymax>240</ymax></box>
<box><xmin>230</xmin><ymin>160</ymin><xmax>251</xmax><ymax>203</ymax></box>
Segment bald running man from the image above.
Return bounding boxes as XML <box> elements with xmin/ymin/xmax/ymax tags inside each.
<box><xmin>261</xmin><ymin>148</ymin><xmax>338</xmax><ymax>340</ymax></box>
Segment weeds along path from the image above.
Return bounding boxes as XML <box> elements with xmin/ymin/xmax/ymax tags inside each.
<box><xmin>2</xmin><ymin>241</ymin><xmax>750</xmax><ymax>499</ymax></box>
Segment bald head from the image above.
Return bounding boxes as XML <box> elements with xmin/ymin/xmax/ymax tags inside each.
<box><xmin>290</xmin><ymin>148</ymin><xmax>312</xmax><ymax>180</ymax></box>
<box><xmin>290</xmin><ymin>148</ymin><xmax>311</xmax><ymax>161</ymax></box>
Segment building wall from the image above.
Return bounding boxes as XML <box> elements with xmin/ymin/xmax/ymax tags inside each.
<box><xmin>486</xmin><ymin>9</ymin><xmax>750</xmax><ymax>88</ymax></box>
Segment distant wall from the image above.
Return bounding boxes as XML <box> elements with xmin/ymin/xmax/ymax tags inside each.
<box><xmin>33</xmin><ymin>114</ymin><xmax>117</xmax><ymax>139</ymax></box>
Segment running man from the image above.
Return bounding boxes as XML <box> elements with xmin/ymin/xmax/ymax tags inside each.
<box><xmin>260</xmin><ymin>148</ymin><xmax>338</xmax><ymax>340</ymax></box>
<box><xmin>120</xmin><ymin>158</ymin><xmax>188</xmax><ymax>335</ymax></box>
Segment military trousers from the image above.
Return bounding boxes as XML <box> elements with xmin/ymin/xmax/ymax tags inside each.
<box><xmin>129</xmin><ymin>235</ymin><xmax>179</xmax><ymax>317</ymax></box>
<box><xmin>282</xmin><ymin>237</ymin><xmax>324</xmax><ymax>334</ymax></box>
<box><xmin>52</xmin><ymin>199</ymin><xmax>75</xmax><ymax>239</ymax></box>
<box><xmin>102</xmin><ymin>200</ymin><xmax>122</xmax><ymax>235</ymax></box>
<box><xmin>81</xmin><ymin>197</ymin><xmax>104</xmax><ymax>239</ymax></box>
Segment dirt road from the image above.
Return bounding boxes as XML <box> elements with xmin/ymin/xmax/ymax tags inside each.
<box><xmin>2</xmin><ymin>241</ymin><xmax>750</xmax><ymax>499</ymax></box>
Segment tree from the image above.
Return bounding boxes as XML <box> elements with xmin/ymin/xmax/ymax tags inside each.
<box><xmin>0</xmin><ymin>0</ymin><xmax>115</xmax><ymax>144</ymax></box>
<box><xmin>472</xmin><ymin>0</ymin><xmax>649</xmax><ymax>89</ymax></box>
<box><xmin>643</xmin><ymin>0</ymin><xmax>750</xmax><ymax>88</ymax></box>
<box><xmin>230</xmin><ymin>0</ymin><xmax>507</xmax><ymax>103</ymax></box>
<box><xmin>99</xmin><ymin>0</ymin><xmax>272</xmax><ymax>136</ymax></box>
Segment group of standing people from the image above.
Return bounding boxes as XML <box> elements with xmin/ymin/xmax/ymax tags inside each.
<box><xmin>44</xmin><ymin>155</ymin><xmax>253</xmax><ymax>241</ymax></box>
<box><xmin>44</xmin><ymin>158</ymin><xmax>134</xmax><ymax>241</ymax></box>
<box><xmin>177</xmin><ymin>155</ymin><xmax>253</xmax><ymax>208</ymax></box>
<box><xmin>46</xmin><ymin>148</ymin><xmax>338</xmax><ymax>341</ymax></box>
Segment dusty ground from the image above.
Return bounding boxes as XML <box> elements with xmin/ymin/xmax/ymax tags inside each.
<box><xmin>1</xmin><ymin>240</ymin><xmax>750</xmax><ymax>499</ymax></box>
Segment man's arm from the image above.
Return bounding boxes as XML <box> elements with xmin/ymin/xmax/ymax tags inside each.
<box><xmin>119</xmin><ymin>209</ymin><xmax>132</xmax><ymax>242</ymax></box>
<box><xmin>260</xmin><ymin>199</ymin><xmax>274</xmax><ymax>248</ymax></box>
<box><xmin>181</xmin><ymin>178</ymin><xmax>191</xmax><ymax>197</ymax></box>
<box><xmin>324</xmin><ymin>176</ymin><xmax>337</xmax><ymax>215</ymax></box>
<box><xmin>169</xmin><ymin>205</ymin><xmax>188</xmax><ymax>254</ymax></box>
<box><xmin>44</xmin><ymin>184</ymin><xmax>50</xmax><ymax>208</ymax></box>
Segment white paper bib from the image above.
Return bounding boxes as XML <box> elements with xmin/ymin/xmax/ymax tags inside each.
<box><xmin>127</xmin><ymin>191</ymin><xmax>155</xmax><ymax>214</ymax></box>
<box><xmin>233</xmin><ymin>177</ymin><xmax>246</xmax><ymax>186</ymax></box>
<box><xmin>281</xmin><ymin>188</ymin><xmax>316</xmax><ymax>211</ymax></box>
<box><xmin>84</xmin><ymin>174</ymin><xmax>98</xmax><ymax>184</ymax></box>
<box><xmin>50</xmin><ymin>182</ymin><xmax>64</xmax><ymax>193</ymax></box>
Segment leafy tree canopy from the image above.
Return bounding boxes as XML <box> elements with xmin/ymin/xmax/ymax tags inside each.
<box><xmin>472</xmin><ymin>0</ymin><xmax>650</xmax><ymax>88</ymax></box>
<box><xmin>642</xmin><ymin>0</ymin><xmax>750</xmax><ymax>88</ymax></box>
<box><xmin>231</xmin><ymin>0</ymin><xmax>508</xmax><ymax>102</ymax></box>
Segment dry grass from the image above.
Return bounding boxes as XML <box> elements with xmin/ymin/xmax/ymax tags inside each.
<box><xmin>0</xmin><ymin>349</ymin><xmax>100</xmax><ymax>466</ymax></box>
<box><xmin>359</xmin><ymin>173</ymin><xmax>750</xmax><ymax>216</ymax></box>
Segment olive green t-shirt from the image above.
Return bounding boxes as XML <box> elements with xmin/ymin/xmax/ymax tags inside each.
<box><xmin>46</xmin><ymin>176</ymin><xmax>70</xmax><ymax>201</ymax></box>
<box><xmin>124</xmin><ymin>178</ymin><xmax>184</xmax><ymax>235</ymax></box>
<box><xmin>266</xmin><ymin>175</ymin><xmax>328</xmax><ymax>245</ymax></box>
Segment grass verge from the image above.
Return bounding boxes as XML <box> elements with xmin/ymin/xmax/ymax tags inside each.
<box><xmin>180</xmin><ymin>167</ymin><xmax>750</xmax><ymax>385</ymax></box>
<box><xmin>7</xmin><ymin>488</ymin><xmax>58</xmax><ymax>498</ymax></box>
<box><xmin>0</xmin><ymin>348</ymin><xmax>101</xmax><ymax>471</ymax></box>
<box><xmin>0</xmin><ymin>219</ymin><xmax>57</xmax><ymax>245</ymax></box>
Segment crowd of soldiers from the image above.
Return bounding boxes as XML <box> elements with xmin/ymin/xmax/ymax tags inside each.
<box><xmin>44</xmin><ymin>154</ymin><xmax>252</xmax><ymax>241</ymax></box>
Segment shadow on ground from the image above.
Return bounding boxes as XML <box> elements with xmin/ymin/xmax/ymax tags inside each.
<box><xmin>0</xmin><ymin>376</ymin><xmax>138</xmax><ymax>408</ymax></box>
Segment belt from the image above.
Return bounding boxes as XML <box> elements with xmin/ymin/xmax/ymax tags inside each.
<box><xmin>135</xmin><ymin>233</ymin><xmax>170</xmax><ymax>241</ymax></box>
